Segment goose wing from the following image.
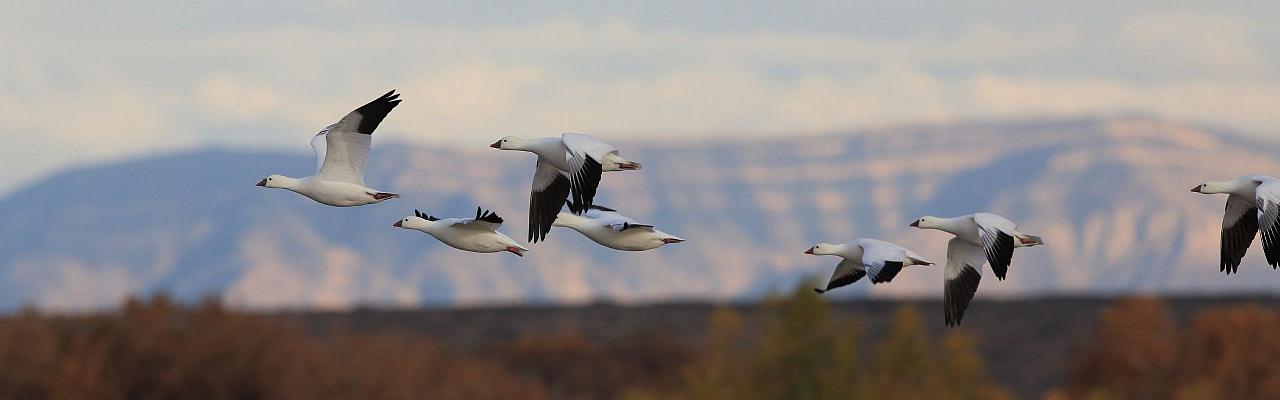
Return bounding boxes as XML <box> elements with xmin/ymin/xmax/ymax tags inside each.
<box><xmin>561</xmin><ymin>133</ymin><xmax>619</xmax><ymax>213</ymax></box>
<box><xmin>585</xmin><ymin>206</ymin><xmax>654</xmax><ymax>232</ymax></box>
<box><xmin>310</xmin><ymin>124</ymin><xmax>336</xmax><ymax>174</ymax></box>
<box><xmin>973</xmin><ymin>213</ymin><xmax>1017</xmax><ymax>280</ymax></box>
<box><xmin>454</xmin><ymin>207</ymin><xmax>504</xmax><ymax>232</ymax></box>
<box><xmin>528</xmin><ymin>160</ymin><xmax>571</xmax><ymax>243</ymax></box>
<box><xmin>1221</xmin><ymin>195</ymin><xmax>1258</xmax><ymax>274</ymax></box>
<box><xmin>857</xmin><ymin>239</ymin><xmax>909</xmax><ymax>284</ymax></box>
<box><xmin>944</xmin><ymin>238</ymin><xmax>986</xmax><ymax>327</ymax></box>
<box><xmin>1255</xmin><ymin>179</ymin><xmax>1280</xmax><ymax>268</ymax></box>
<box><xmin>814</xmin><ymin>259</ymin><xmax>865</xmax><ymax>294</ymax></box>
<box><xmin>316</xmin><ymin>90</ymin><xmax>401</xmax><ymax>185</ymax></box>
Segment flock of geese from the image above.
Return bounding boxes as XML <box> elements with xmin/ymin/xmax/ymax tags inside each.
<box><xmin>254</xmin><ymin>90</ymin><xmax>1269</xmax><ymax>327</ymax></box>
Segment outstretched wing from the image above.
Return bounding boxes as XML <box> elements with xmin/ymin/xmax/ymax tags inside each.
<box><xmin>859</xmin><ymin>240</ymin><xmax>909</xmax><ymax>284</ymax></box>
<box><xmin>814</xmin><ymin>259</ymin><xmax>866</xmax><ymax>294</ymax></box>
<box><xmin>974</xmin><ymin>213</ymin><xmax>1017</xmax><ymax>280</ymax></box>
<box><xmin>316</xmin><ymin>90</ymin><xmax>401</xmax><ymax>185</ymax></box>
<box><xmin>585</xmin><ymin>206</ymin><xmax>652</xmax><ymax>232</ymax></box>
<box><xmin>1221</xmin><ymin>195</ymin><xmax>1258</xmax><ymax>274</ymax></box>
<box><xmin>528</xmin><ymin>160</ymin><xmax>570</xmax><ymax>243</ymax></box>
<box><xmin>1255</xmin><ymin>180</ymin><xmax>1280</xmax><ymax>269</ymax></box>
<box><xmin>454</xmin><ymin>207</ymin><xmax>504</xmax><ymax>232</ymax></box>
<box><xmin>562</xmin><ymin>133</ymin><xmax>619</xmax><ymax>214</ymax></box>
<box><xmin>310</xmin><ymin>124</ymin><xmax>336</xmax><ymax>173</ymax></box>
<box><xmin>944</xmin><ymin>238</ymin><xmax>986</xmax><ymax>327</ymax></box>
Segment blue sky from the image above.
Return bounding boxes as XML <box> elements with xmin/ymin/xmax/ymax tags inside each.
<box><xmin>2</xmin><ymin>1</ymin><xmax>1278</xmax><ymax>194</ymax></box>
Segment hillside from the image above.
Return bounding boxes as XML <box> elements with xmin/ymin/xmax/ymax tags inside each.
<box><xmin>2</xmin><ymin>116</ymin><xmax>1279</xmax><ymax>310</ymax></box>
<box><xmin>281</xmin><ymin>296</ymin><xmax>1280</xmax><ymax>399</ymax></box>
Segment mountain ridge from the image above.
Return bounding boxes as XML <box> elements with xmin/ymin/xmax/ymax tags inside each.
<box><xmin>4</xmin><ymin>116</ymin><xmax>1279</xmax><ymax>310</ymax></box>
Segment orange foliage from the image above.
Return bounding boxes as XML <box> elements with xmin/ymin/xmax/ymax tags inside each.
<box><xmin>0</xmin><ymin>289</ymin><xmax>1015</xmax><ymax>400</ymax></box>
<box><xmin>1059</xmin><ymin>298</ymin><xmax>1280</xmax><ymax>400</ymax></box>
<box><xmin>0</xmin><ymin>297</ymin><xmax>545</xmax><ymax>400</ymax></box>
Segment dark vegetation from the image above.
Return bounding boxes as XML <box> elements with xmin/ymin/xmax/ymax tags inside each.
<box><xmin>0</xmin><ymin>287</ymin><xmax>1274</xmax><ymax>399</ymax></box>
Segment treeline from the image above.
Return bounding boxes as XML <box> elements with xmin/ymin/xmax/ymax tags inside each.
<box><xmin>1050</xmin><ymin>298</ymin><xmax>1280</xmax><ymax>400</ymax></box>
<box><xmin>0</xmin><ymin>290</ymin><xmax>1271</xmax><ymax>399</ymax></box>
<box><xmin>0</xmin><ymin>286</ymin><xmax>1009</xmax><ymax>400</ymax></box>
<box><xmin>0</xmin><ymin>297</ymin><xmax>544</xmax><ymax>399</ymax></box>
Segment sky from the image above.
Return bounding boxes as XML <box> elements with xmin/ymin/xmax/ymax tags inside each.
<box><xmin>2</xmin><ymin>1</ymin><xmax>1279</xmax><ymax>194</ymax></box>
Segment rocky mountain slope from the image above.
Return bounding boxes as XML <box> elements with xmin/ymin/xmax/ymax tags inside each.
<box><xmin>3</xmin><ymin>116</ymin><xmax>1277</xmax><ymax>310</ymax></box>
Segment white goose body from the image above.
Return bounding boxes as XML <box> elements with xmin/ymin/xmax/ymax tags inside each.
<box><xmin>1192</xmin><ymin>175</ymin><xmax>1280</xmax><ymax>273</ymax></box>
<box><xmin>277</xmin><ymin>177</ymin><xmax>395</xmax><ymax>207</ymax></box>
<box><xmin>910</xmin><ymin>212</ymin><xmax>1044</xmax><ymax>326</ymax></box>
<box><xmin>257</xmin><ymin>90</ymin><xmax>402</xmax><ymax>207</ymax></box>
<box><xmin>491</xmin><ymin>133</ymin><xmax>642</xmax><ymax>243</ymax></box>
<box><xmin>394</xmin><ymin>208</ymin><xmax>529</xmax><ymax>256</ymax></box>
<box><xmin>551</xmin><ymin>206</ymin><xmax>683</xmax><ymax>251</ymax></box>
<box><xmin>804</xmin><ymin>238</ymin><xmax>934</xmax><ymax>294</ymax></box>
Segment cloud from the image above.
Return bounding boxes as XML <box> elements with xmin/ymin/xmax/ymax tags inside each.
<box><xmin>1</xmin><ymin>5</ymin><xmax>1279</xmax><ymax>194</ymax></box>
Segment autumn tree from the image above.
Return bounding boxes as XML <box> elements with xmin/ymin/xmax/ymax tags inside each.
<box><xmin>1057</xmin><ymin>298</ymin><xmax>1280</xmax><ymax>400</ymax></box>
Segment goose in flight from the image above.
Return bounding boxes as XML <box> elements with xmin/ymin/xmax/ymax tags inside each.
<box><xmin>490</xmin><ymin>133</ymin><xmax>641</xmax><ymax>243</ymax></box>
<box><xmin>910</xmin><ymin>213</ymin><xmax>1044</xmax><ymax>326</ymax></box>
<box><xmin>1192</xmin><ymin>175</ymin><xmax>1280</xmax><ymax>273</ymax></box>
<box><xmin>804</xmin><ymin>239</ymin><xmax>933</xmax><ymax>294</ymax></box>
<box><xmin>551</xmin><ymin>205</ymin><xmax>684</xmax><ymax>251</ymax></box>
<box><xmin>257</xmin><ymin>90</ymin><xmax>402</xmax><ymax>207</ymax></box>
<box><xmin>393</xmin><ymin>207</ymin><xmax>529</xmax><ymax>257</ymax></box>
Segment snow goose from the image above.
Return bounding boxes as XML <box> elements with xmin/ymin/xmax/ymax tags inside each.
<box><xmin>1191</xmin><ymin>175</ymin><xmax>1280</xmax><ymax>273</ymax></box>
<box><xmin>490</xmin><ymin>133</ymin><xmax>641</xmax><ymax>242</ymax></box>
<box><xmin>551</xmin><ymin>205</ymin><xmax>684</xmax><ymax>251</ymax></box>
<box><xmin>257</xmin><ymin>90</ymin><xmax>402</xmax><ymax>207</ymax></box>
<box><xmin>393</xmin><ymin>207</ymin><xmax>529</xmax><ymax>256</ymax></box>
<box><xmin>804</xmin><ymin>238</ymin><xmax>933</xmax><ymax>294</ymax></box>
<box><xmin>910</xmin><ymin>213</ymin><xmax>1044</xmax><ymax>326</ymax></box>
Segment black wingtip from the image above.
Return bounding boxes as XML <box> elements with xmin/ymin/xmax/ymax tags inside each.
<box><xmin>414</xmin><ymin>209</ymin><xmax>439</xmax><ymax>222</ymax></box>
<box><xmin>813</xmin><ymin>288</ymin><xmax>825</xmax><ymax>294</ymax></box>
<box><xmin>528</xmin><ymin>172</ymin><xmax>572</xmax><ymax>244</ymax></box>
<box><xmin>567</xmin><ymin>157</ymin><xmax>604</xmax><ymax>214</ymax></box>
<box><xmin>475</xmin><ymin>206</ymin><xmax>504</xmax><ymax>224</ymax></box>
<box><xmin>587</xmin><ymin>205</ymin><xmax>617</xmax><ymax>212</ymax></box>
<box><xmin>353</xmin><ymin>90</ymin><xmax>402</xmax><ymax>134</ymax></box>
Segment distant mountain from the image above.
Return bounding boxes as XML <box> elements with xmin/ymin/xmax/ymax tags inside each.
<box><xmin>3</xmin><ymin>116</ymin><xmax>1279</xmax><ymax>310</ymax></box>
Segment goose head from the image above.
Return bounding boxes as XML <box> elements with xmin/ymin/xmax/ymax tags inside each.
<box><xmin>256</xmin><ymin>175</ymin><xmax>296</xmax><ymax>189</ymax></box>
<box><xmin>490</xmin><ymin>136</ymin><xmax>522</xmax><ymax>150</ymax></box>
<box><xmin>1191</xmin><ymin>180</ymin><xmax>1231</xmax><ymax>194</ymax></box>
<box><xmin>805</xmin><ymin>243</ymin><xmax>838</xmax><ymax>256</ymax></box>
<box><xmin>910</xmin><ymin>216</ymin><xmax>942</xmax><ymax>230</ymax></box>
<box><xmin>394</xmin><ymin>210</ymin><xmax>439</xmax><ymax>231</ymax></box>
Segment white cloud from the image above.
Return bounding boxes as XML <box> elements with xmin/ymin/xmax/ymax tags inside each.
<box><xmin>2</xmin><ymin>5</ymin><xmax>1279</xmax><ymax>194</ymax></box>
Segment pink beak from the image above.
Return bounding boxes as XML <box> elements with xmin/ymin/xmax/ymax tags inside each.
<box><xmin>393</xmin><ymin>220</ymin><xmax>402</xmax><ymax>228</ymax></box>
<box><xmin>661</xmin><ymin>238</ymin><xmax>685</xmax><ymax>244</ymax></box>
<box><xmin>804</xmin><ymin>247</ymin><xmax>814</xmax><ymax>255</ymax></box>
<box><xmin>490</xmin><ymin>140</ymin><xmax>502</xmax><ymax>149</ymax></box>
<box><xmin>506</xmin><ymin>247</ymin><xmax>525</xmax><ymax>257</ymax></box>
<box><xmin>256</xmin><ymin>179</ymin><xmax>267</xmax><ymax>187</ymax></box>
<box><xmin>1191</xmin><ymin>185</ymin><xmax>1202</xmax><ymax>193</ymax></box>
